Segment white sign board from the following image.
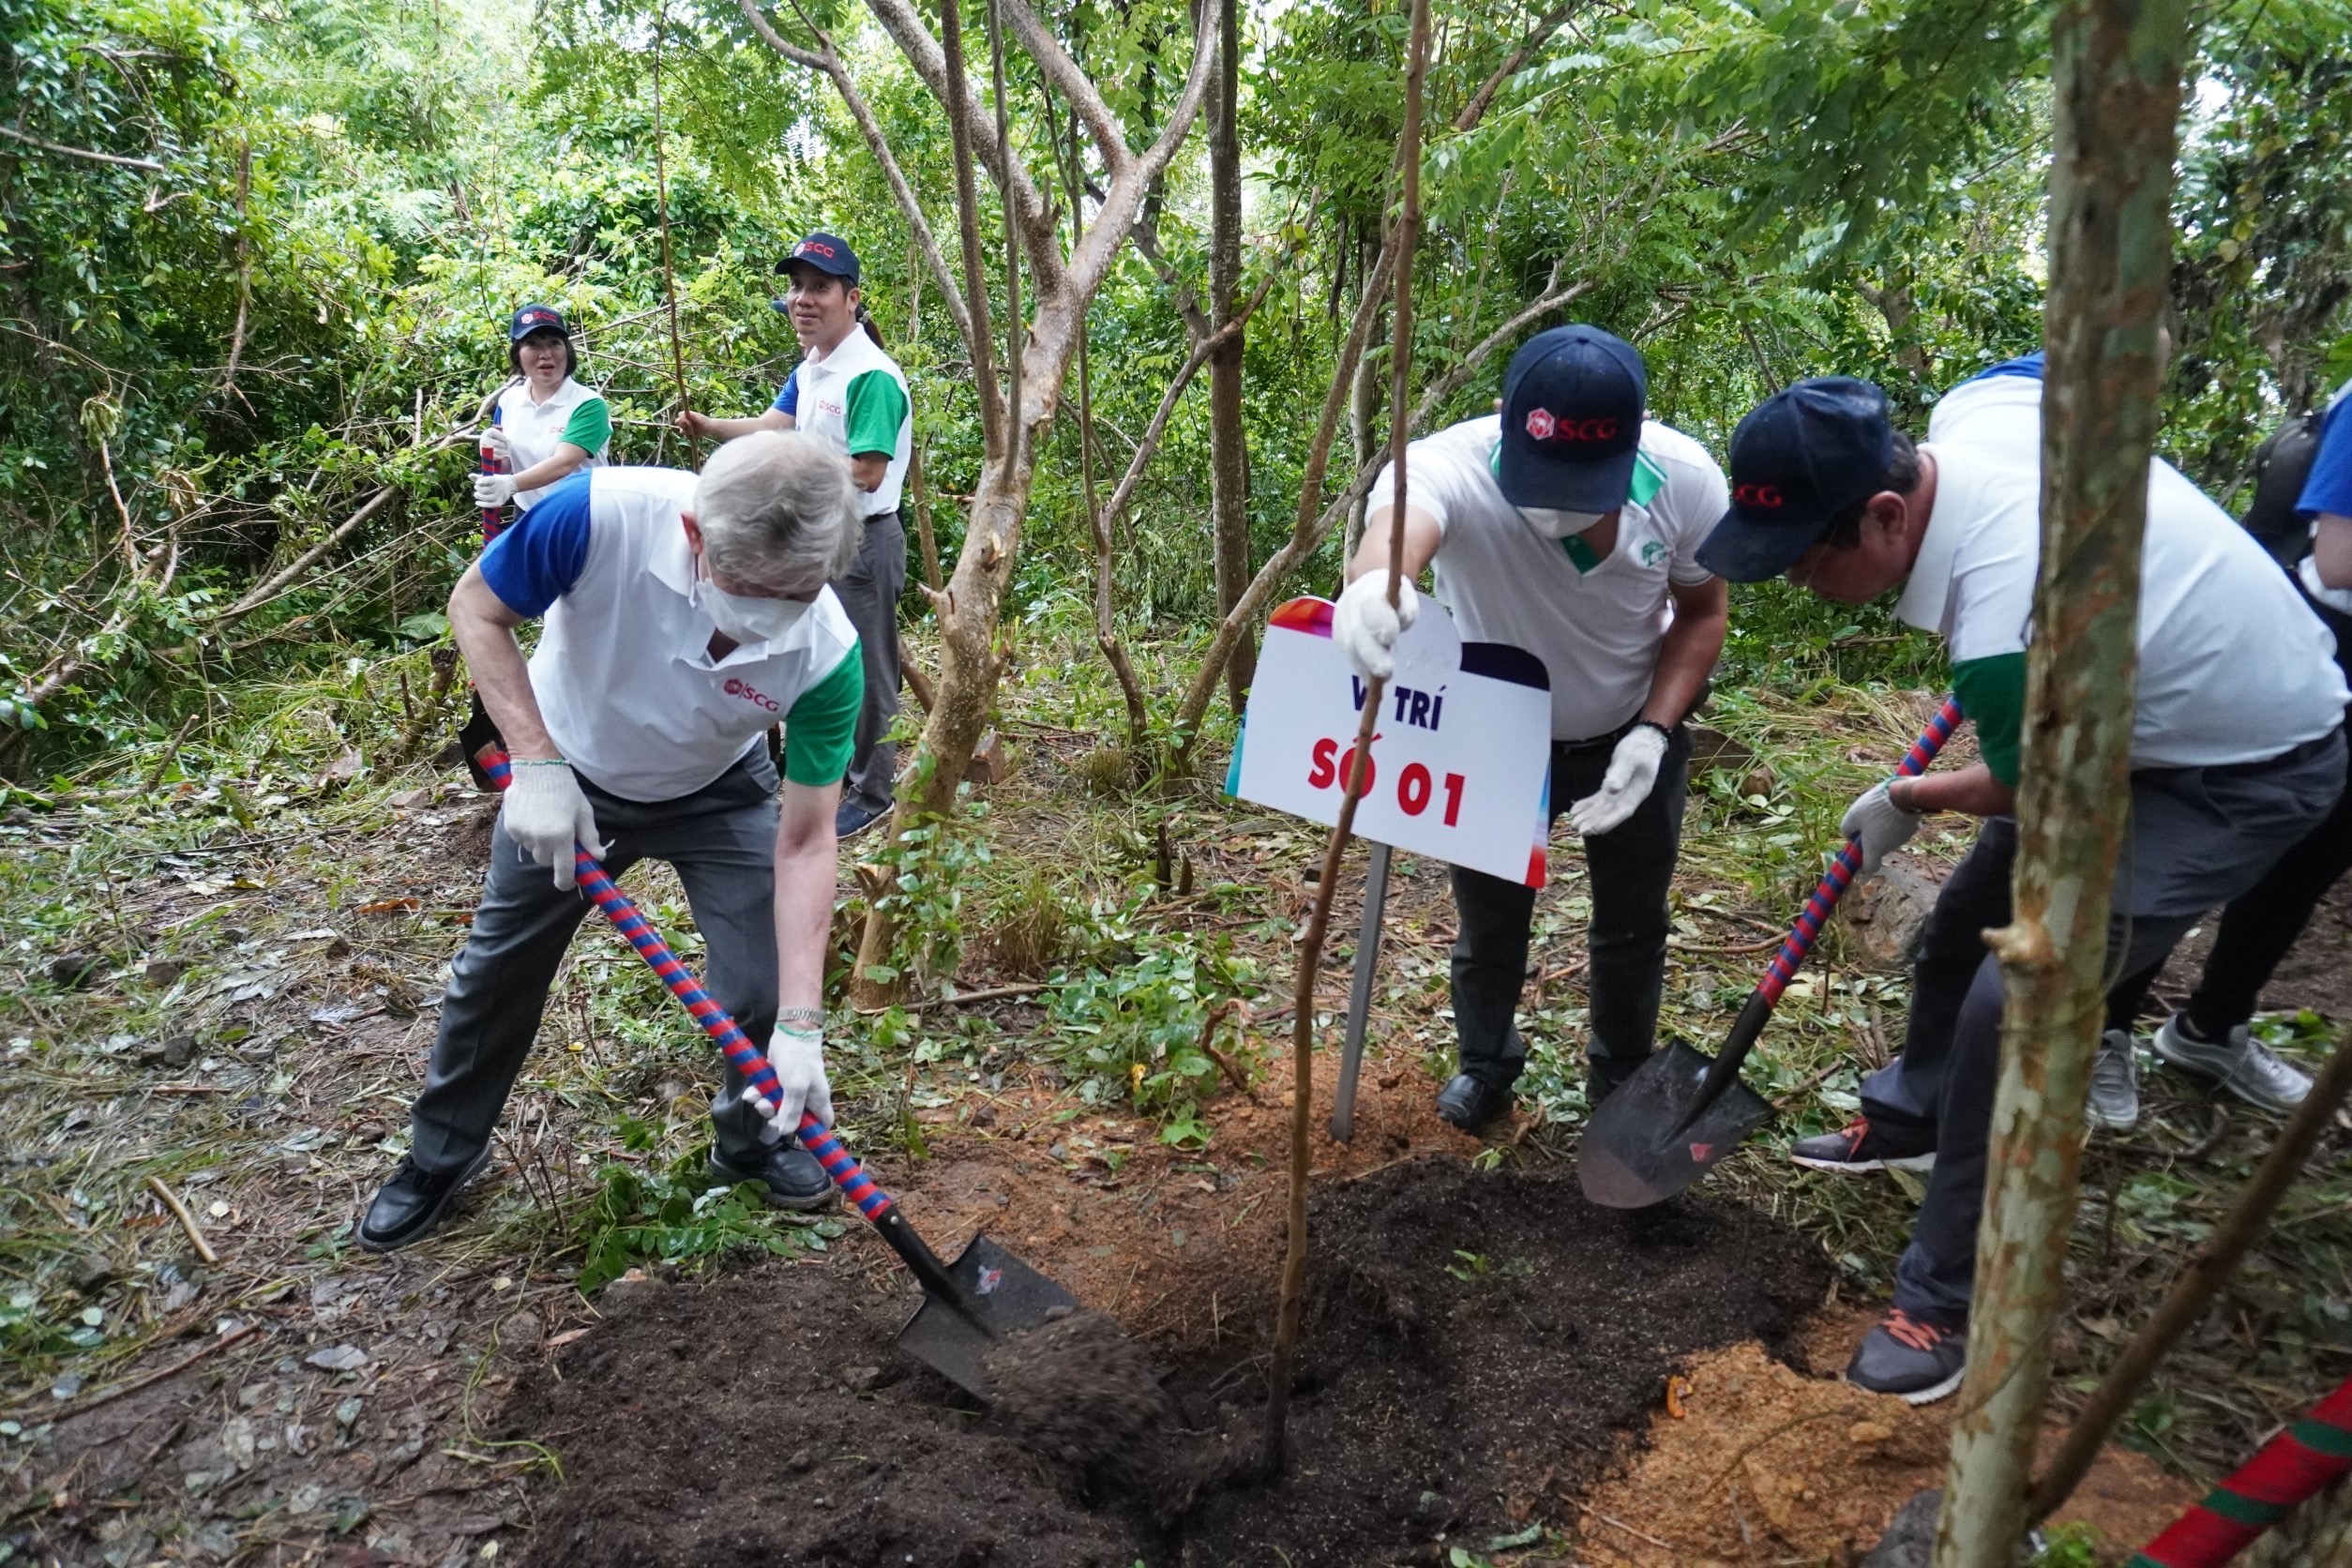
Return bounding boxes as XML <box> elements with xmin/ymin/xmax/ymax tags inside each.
<box><xmin>1229</xmin><ymin>596</ymin><xmax>1553</xmax><ymax>886</ymax></box>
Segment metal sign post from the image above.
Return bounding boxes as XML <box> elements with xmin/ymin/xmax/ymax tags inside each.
<box><xmin>1328</xmin><ymin>842</ymin><xmax>1392</xmax><ymax>1142</ymax></box>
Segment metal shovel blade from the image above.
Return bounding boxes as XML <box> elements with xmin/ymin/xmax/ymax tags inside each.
<box><xmin>894</xmin><ymin>1233</ymin><xmax>1080</xmax><ymax>1400</ymax></box>
<box><xmin>1576</xmin><ymin>1039</ymin><xmax>1773</xmax><ymax>1209</ymax></box>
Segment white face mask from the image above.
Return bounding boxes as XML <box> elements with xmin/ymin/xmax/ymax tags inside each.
<box><xmin>691</xmin><ymin>553</ymin><xmax>811</xmax><ymax>644</ymax></box>
<box><xmin>1516</xmin><ymin>505</ymin><xmax>1606</xmax><ymax>538</ymax></box>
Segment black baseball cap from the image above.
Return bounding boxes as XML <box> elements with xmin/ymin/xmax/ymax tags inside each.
<box><xmin>508</xmin><ymin>304</ymin><xmax>568</xmax><ymax>341</ymax></box>
<box><xmin>1497</xmin><ymin>325</ymin><xmax>1649</xmax><ymax>513</ymax></box>
<box><xmin>1696</xmin><ymin>377</ymin><xmax>1897</xmax><ymax>582</ymax></box>
<box><xmin>780</xmin><ymin>232</ymin><xmax>861</xmax><ymax>284</ymax></box>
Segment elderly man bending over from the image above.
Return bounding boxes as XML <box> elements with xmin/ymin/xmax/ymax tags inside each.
<box><xmin>360</xmin><ymin>432</ymin><xmax>866</xmax><ymax>1251</ymax></box>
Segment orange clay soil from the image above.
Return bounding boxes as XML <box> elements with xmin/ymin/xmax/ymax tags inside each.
<box><xmin>1574</xmin><ymin>1305</ymin><xmax>2199</xmax><ymax>1567</ymax></box>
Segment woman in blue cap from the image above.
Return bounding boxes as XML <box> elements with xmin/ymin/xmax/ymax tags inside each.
<box><xmin>475</xmin><ymin>305</ymin><xmax>612</xmax><ymax>516</ymax></box>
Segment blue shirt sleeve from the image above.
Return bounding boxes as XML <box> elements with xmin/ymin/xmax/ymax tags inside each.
<box><xmin>771</xmin><ymin>368</ymin><xmax>800</xmax><ymax>416</ymax></box>
<box><xmin>2298</xmin><ymin>396</ymin><xmax>2352</xmax><ymax>520</ymax></box>
<box><xmin>478</xmin><ymin>471</ymin><xmax>593</xmax><ymax>617</ymax></box>
<box><xmin>1968</xmin><ymin>352</ymin><xmax>2045</xmax><ymax>383</ymax></box>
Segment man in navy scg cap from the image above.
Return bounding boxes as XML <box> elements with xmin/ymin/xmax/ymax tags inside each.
<box><xmin>1704</xmin><ymin>364</ymin><xmax>2347</xmax><ymax>1409</ymax></box>
<box><xmin>1330</xmin><ymin>324</ymin><xmax>1733</xmax><ymax>1132</ymax></box>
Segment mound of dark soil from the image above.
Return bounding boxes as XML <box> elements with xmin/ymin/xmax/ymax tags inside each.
<box><xmin>504</xmin><ymin>1162</ymin><xmax>1830</xmax><ymax>1567</ymax></box>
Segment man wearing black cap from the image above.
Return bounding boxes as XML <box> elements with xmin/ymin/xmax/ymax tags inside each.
<box><xmin>1697</xmin><ymin>362</ymin><xmax>2347</xmax><ymax>1402</ymax></box>
<box><xmin>683</xmin><ymin>233</ymin><xmax>912</xmax><ymax>838</ymax></box>
<box><xmin>1336</xmin><ymin>324</ymin><xmax>1731</xmax><ymax>1131</ymax></box>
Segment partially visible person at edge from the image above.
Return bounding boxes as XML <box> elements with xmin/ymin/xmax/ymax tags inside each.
<box><xmin>680</xmin><ymin>232</ymin><xmax>911</xmax><ymax>841</ymax></box>
<box><xmin>1334</xmin><ymin>324</ymin><xmax>1731</xmax><ymax>1133</ymax></box>
<box><xmin>2150</xmin><ymin>371</ymin><xmax>2352</xmax><ymax>1109</ymax></box>
<box><xmin>475</xmin><ymin>304</ymin><xmax>611</xmax><ymax>518</ymax></box>
<box><xmin>357</xmin><ymin>432</ymin><xmax>867</xmax><ymax>1252</ymax></box>
<box><xmin>1697</xmin><ymin>361</ymin><xmax>2348</xmax><ymax>1404</ymax></box>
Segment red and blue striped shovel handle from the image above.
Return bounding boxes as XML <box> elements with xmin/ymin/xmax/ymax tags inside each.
<box><xmin>1754</xmin><ymin>695</ymin><xmax>1963</xmax><ymax>1008</ymax></box>
<box><xmin>479</xmin><ymin>406</ymin><xmax>506</xmax><ymax>544</ymax></box>
<box><xmin>475</xmin><ymin>747</ymin><xmax>894</xmax><ymax>1223</ymax></box>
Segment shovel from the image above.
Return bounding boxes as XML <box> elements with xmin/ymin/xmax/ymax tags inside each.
<box><xmin>474</xmin><ymin>744</ymin><xmax>1078</xmax><ymax>1398</ymax></box>
<box><xmin>1576</xmin><ymin>697</ymin><xmax>1964</xmax><ymax>1209</ymax></box>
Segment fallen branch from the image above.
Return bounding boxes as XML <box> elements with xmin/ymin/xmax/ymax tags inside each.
<box><xmin>859</xmin><ymin>981</ymin><xmax>1046</xmax><ymax>1014</ymax></box>
<box><xmin>147</xmin><ymin>1175</ymin><xmax>219</xmax><ymax>1264</ymax></box>
<box><xmin>24</xmin><ymin>1322</ymin><xmax>261</xmax><ymax>1425</ymax></box>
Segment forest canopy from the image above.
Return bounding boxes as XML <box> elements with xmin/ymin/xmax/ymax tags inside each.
<box><xmin>3</xmin><ymin>0</ymin><xmax>2350</xmax><ymax>766</ymax></box>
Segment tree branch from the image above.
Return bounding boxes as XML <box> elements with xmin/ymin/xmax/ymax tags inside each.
<box><xmin>865</xmin><ymin>0</ymin><xmax>1065</xmax><ymax>292</ymax></box>
<box><xmin>0</xmin><ymin>122</ymin><xmax>165</xmax><ymax>173</ymax></box>
<box><xmin>740</xmin><ymin>0</ymin><xmax>977</xmax><ymax>354</ymax></box>
<box><xmin>1067</xmin><ymin>0</ymin><xmax>1221</xmax><ymax>302</ymax></box>
<box><xmin>1449</xmin><ymin>0</ymin><xmax>1582</xmax><ymax>132</ymax></box>
<box><xmin>1001</xmin><ymin>0</ymin><xmax>1128</xmax><ymax>173</ymax></box>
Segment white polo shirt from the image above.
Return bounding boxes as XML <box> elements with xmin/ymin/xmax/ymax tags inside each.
<box><xmin>479</xmin><ymin>468</ymin><xmax>863</xmax><ymax>803</ymax></box>
<box><xmin>1901</xmin><ymin>369</ymin><xmax>2345</xmax><ymax>782</ymax></box>
<box><xmin>495</xmin><ymin>376</ymin><xmax>611</xmax><ymax>510</ymax></box>
<box><xmin>1371</xmin><ymin>415</ymin><xmax>1728</xmax><ymax>741</ymax></box>
<box><xmin>788</xmin><ymin>331</ymin><xmax>911</xmax><ymax>519</ymax></box>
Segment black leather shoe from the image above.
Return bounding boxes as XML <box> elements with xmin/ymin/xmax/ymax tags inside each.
<box><xmin>357</xmin><ymin>1151</ymin><xmax>489</xmax><ymax>1253</ymax></box>
<box><xmin>1435</xmin><ymin>1074</ymin><xmax>1514</xmax><ymax>1133</ymax></box>
<box><xmin>709</xmin><ymin>1143</ymin><xmax>837</xmax><ymax>1212</ymax></box>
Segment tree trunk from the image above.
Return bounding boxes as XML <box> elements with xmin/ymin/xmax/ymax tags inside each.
<box><xmin>1208</xmin><ymin>0</ymin><xmax>1253</xmax><ymax>711</ymax></box>
<box><xmin>1929</xmin><ymin>1</ymin><xmax>2186</xmax><ymax>1563</ymax></box>
<box><xmin>2250</xmin><ymin>1475</ymin><xmax>2352</xmax><ymax>1566</ymax></box>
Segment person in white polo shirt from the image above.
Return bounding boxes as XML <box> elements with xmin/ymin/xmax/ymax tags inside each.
<box><xmin>359</xmin><ymin>432</ymin><xmax>867</xmax><ymax>1252</ymax></box>
<box><xmin>1697</xmin><ymin>365</ymin><xmax>2347</xmax><ymax>1403</ymax></box>
<box><xmin>474</xmin><ymin>304</ymin><xmax>611</xmax><ymax>517</ymax></box>
<box><xmin>1335</xmin><ymin>324</ymin><xmax>1731</xmax><ymax>1132</ymax></box>
<box><xmin>682</xmin><ymin>232</ymin><xmax>911</xmax><ymax>839</ymax></box>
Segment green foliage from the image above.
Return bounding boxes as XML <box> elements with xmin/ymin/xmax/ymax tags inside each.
<box><xmin>1046</xmin><ymin>935</ymin><xmax>1259</xmax><ymax>1143</ymax></box>
<box><xmin>859</xmin><ymin>786</ymin><xmax>993</xmax><ymax>992</ymax></box>
<box><xmin>574</xmin><ymin>1118</ymin><xmax>841</xmax><ymax>1291</ymax></box>
<box><xmin>2029</xmin><ymin>1523</ymin><xmax>2106</xmax><ymax>1568</ymax></box>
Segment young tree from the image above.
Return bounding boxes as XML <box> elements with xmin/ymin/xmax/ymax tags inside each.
<box><xmin>1930</xmin><ymin>0</ymin><xmax>2188</xmax><ymax>1560</ymax></box>
<box><xmin>742</xmin><ymin>0</ymin><xmax>1220</xmax><ymax>1000</ymax></box>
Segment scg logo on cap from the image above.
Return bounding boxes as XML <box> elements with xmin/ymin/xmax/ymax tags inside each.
<box><xmin>516</xmin><ymin>309</ymin><xmax>560</xmax><ymax>329</ymax></box>
<box><xmin>1732</xmin><ymin>482</ymin><xmax>1786</xmax><ymax>509</ymax></box>
<box><xmin>794</xmin><ymin>240</ymin><xmax>838</xmax><ymax>260</ymax></box>
<box><xmin>1526</xmin><ymin>408</ymin><xmax>1619</xmax><ymax>445</ymax></box>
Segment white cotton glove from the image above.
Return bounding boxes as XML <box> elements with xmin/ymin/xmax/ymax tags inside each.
<box><xmin>1332</xmin><ymin>572</ymin><xmax>1419</xmax><ymax>683</ymax></box>
<box><xmin>1569</xmin><ymin>723</ymin><xmax>1669</xmax><ymax>837</ymax></box>
<box><xmin>501</xmin><ymin>759</ymin><xmax>607</xmax><ymax>890</ymax></box>
<box><xmin>753</xmin><ymin>1026</ymin><xmax>835</xmax><ymax>1139</ymax></box>
<box><xmin>1841</xmin><ymin>779</ymin><xmax>1923</xmax><ymax>882</ymax></box>
<box><xmin>480</xmin><ymin>425</ymin><xmax>513</xmax><ymax>463</ymax></box>
<box><xmin>473</xmin><ymin>472</ymin><xmax>518</xmax><ymax>508</ymax></box>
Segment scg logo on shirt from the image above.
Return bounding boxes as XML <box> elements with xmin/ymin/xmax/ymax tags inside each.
<box><xmin>723</xmin><ymin>676</ymin><xmax>781</xmax><ymax>714</ymax></box>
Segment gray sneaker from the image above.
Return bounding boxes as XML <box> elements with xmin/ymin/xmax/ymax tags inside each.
<box><xmin>2153</xmin><ymin>1014</ymin><xmax>2314</xmax><ymax>1114</ymax></box>
<box><xmin>2086</xmin><ymin>1028</ymin><xmax>2140</xmax><ymax>1133</ymax></box>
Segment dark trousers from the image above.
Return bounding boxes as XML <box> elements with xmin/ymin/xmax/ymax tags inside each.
<box><xmin>2184</xmin><ymin>716</ymin><xmax>2352</xmax><ymax>1037</ymax></box>
<box><xmin>408</xmin><ymin>755</ymin><xmax>785</xmax><ymax>1177</ymax></box>
<box><xmin>1450</xmin><ymin>722</ymin><xmax>1691</xmax><ymax>1097</ymax></box>
<box><xmin>831</xmin><ymin>510</ymin><xmax>908</xmax><ymax>817</ymax></box>
<box><xmin>1887</xmin><ymin>731</ymin><xmax>2345</xmax><ymax>1325</ymax></box>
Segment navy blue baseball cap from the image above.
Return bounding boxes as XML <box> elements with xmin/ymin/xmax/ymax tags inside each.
<box><xmin>507</xmin><ymin>304</ymin><xmax>567</xmax><ymax>341</ymax></box>
<box><xmin>780</xmin><ymin>232</ymin><xmax>861</xmax><ymax>284</ymax></box>
<box><xmin>1497</xmin><ymin>325</ymin><xmax>1649</xmax><ymax>513</ymax></box>
<box><xmin>1696</xmin><ymin>377</ymin><xmax>1898</xmax><ymax>582</ymax></box>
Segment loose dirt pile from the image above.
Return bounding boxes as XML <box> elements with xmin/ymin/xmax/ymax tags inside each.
<box><xmin>505</xmin><ymin>1161</ymin><xmax>1831</xmax><ymax>1567</ymax></box>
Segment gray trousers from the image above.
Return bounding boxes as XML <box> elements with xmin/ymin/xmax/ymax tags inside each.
<box><xmin>831</xmin><ymin>510</ymin><xmax>907</xmax><ymax>816</ymax></box>
<box><xmin>1888</xmin><ymin>729</ymin><xmax>2346</xmax><ymax>1324</ymax></box>
<box><xmin>408</xmin><ymin>754</ymin><xmax>785</xmax><ymax>1176</ymax></box>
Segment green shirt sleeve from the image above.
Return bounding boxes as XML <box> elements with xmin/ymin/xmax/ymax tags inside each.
<box><xmin>560</xmin><ymin>397</ymin><xmax>612</xmax><ymax>457</ymax></box>
<box><xmin>841</xmin><ymin>369</ymin><xmax>908</xmax><ymax>460</ymax></box>
<box><xmin>1952</xmin><ymin>651</ymin><xmax>2028</xmax><ymax>789</ymax></box>
<box><xmin>782</xmin><ymin>646</ymin><xmax>865</xmax><ymax>787</ymax></box>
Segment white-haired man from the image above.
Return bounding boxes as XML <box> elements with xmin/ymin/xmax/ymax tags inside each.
<box><xmin>360</xmin><ymin>431</ymin><xmax>866</xmax><ymax>1251</ymax></box>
